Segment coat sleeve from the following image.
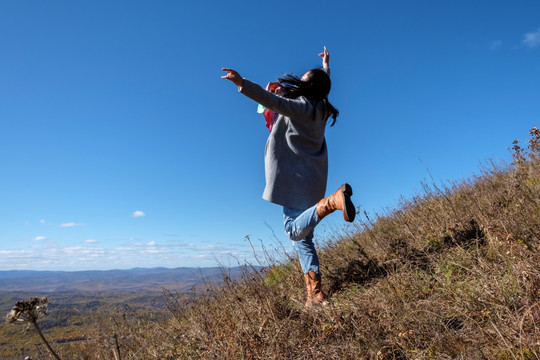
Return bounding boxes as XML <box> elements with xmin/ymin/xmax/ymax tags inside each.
<box><xmin>239</xmin><ymin>79</ymin><xmax>313</xmax><ymax>120</ymax></box>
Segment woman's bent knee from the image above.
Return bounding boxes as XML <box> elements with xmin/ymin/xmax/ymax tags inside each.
<box><xmin>285</xmin><ymin>227</ymin><xmax>304</xmax><ymax>241</ymax></box>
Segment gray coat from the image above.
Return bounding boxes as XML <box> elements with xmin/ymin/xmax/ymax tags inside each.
<box><xmin>239</xmin><ymin>69</ymin><xmax>331</xmax><ymax>209</ymax></box>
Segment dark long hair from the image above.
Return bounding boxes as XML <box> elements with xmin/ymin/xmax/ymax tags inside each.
<box><xmin>278</xmin><ymin>68</ymin><xmax>339</xmax><ymax>126</ymax></box>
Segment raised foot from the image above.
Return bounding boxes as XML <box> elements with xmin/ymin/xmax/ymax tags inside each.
<box><xmin>341</xmin><ymin>183</ymin><xmax>356</xmax><ymax>222</ymax></box>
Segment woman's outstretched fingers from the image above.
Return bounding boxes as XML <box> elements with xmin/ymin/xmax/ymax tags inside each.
<box><xmin>221</xmin><ymin>68</ymin><xmax>244</xmax><ymax>87</ymax></box>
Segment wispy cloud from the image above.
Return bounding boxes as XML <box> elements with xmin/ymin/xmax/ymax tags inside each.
<box><xmin>489</xmin><ymin>40</ymin><xmax>502</xmax><ymax>51</ymax></box>
<box><xmin>131</xmin><ymin>210</ymin><xmax>146</xmax><ymax>218</ymax></box>
<box><xmin>141</xmin><ymin>248</ymin><xmax>162</xmax><ymax>254</ymax></box>
<box><xmin>63</xmin><ymin>246</ymin><xmax>106</xmax><ymax>256</ymax></box>
<box><xmin>59</xmin><ymin>222</ymin><xmax>85</xmax><ymax>228</ymax></box>
<box><xmin>522</xmin><ymin>28</ymin><xmax>540</xmax><ymax>48</ymax></box>
<box><xmin>1</xmin><ymin>237</ymin><xmax>277</xmax><ymax>271</ymax></box>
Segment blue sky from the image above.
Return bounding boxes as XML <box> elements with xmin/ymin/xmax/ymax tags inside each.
<box><xmin>1</xmin><ymin>1</ymin><xmax>539</xmax><ymax>271</ymax></box>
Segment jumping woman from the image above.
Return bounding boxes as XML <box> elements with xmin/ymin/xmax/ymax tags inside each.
<box><xmin>222</xmin><ymin>47</ymin><xmax>355</xmax><ymax>306</ymax></box>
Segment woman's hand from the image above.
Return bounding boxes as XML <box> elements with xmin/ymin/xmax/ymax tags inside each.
<box><xmin>318</xmin><ymin>46</ymin><xmax>330</xmax><ymax>68</ymax></box>
<box><xmin>221</xmin><ymin>68</ymin><xmax>244</xmax><ymax>87</ymax></box>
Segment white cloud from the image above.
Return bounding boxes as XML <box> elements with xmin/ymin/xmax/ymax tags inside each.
<box><xmin>63</xmin><ymin>246</ymin><xmax>106</xmax><ymax>256</ymax></box>
<box><xmin>489</xmin><ymin>40</ymin><xmax>502</xmax><ymax>51</ymax></box>
<box><xmin>141</xmin><ymin>249</ymin><xmax>161</xmax><ymax>254</ymax></box>
<box><xmin>1</xmin><ymin>235</ymin><xmax>272</xmax><ymax>271</ymax></box>
<box><xmin>39</xmin><ymin>219</ymin><xmax>46</xmax><ymax>224</ymax></box>
<box><xmin>59</xmin><ymin>222</ymin><xmax>85</xmax><ymax>228</ymax></box>
<box><xmin>522</xmin><ymin>28</ymin><xmax>540</xmax><ymax>48</ymax></box>
<box><xmin>0</xmin><ymin>249</ymin><xmax>29</xmax><ymax>255</ymax></box>
<box><xmin>131</xmin><ymin>210</ymin><xmax>146</xmax><ymax>218</ymax></box>
<box><xmin>197</xmin><ymin>245</ymin><xmax>218</xmax><ymax>250</ymax></box>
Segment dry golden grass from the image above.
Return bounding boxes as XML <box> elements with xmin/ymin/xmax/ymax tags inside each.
<box><xmin>8</xmin><ymin>128</ymin><xmax>540</xmax><ymax>359</ymax></box>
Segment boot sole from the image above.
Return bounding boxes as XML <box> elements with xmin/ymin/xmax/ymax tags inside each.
<box><xmin>340</xmin><ymin>183</ymin><xmax>356</xmax><ymax>222</ymax></box>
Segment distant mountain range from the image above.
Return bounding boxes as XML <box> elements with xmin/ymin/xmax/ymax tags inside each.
<box><xmin>0</xmin><ymin>267</ymin><xmax>252</xmax><ymax>292</ymax></box>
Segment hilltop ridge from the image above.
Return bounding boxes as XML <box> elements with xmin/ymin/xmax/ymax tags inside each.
<box><xmin>0</xmin><ymin>267</ymin><xmax>247</xmax><ymax>292</ymax></box>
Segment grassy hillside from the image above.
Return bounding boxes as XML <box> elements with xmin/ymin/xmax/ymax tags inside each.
<box><xmin>5</xmin><ymin>128</ymin><xmax>540</xmax><ymax>359</ymax></box>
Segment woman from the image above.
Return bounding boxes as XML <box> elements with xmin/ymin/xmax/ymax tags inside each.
<box><xmin>222</xmin><ymin>47</ymin><xmax>355</xmax><ymax>306</ymax></box>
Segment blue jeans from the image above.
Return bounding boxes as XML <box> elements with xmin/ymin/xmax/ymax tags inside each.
<box><xmin>283</xmin><ymin>205</ymin><xmax>321</xmax><ymax>275</ymax></box>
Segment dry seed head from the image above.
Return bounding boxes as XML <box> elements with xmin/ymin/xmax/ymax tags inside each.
<box><xmin>528</xmin><ymin>126</ymin><xmax>540</xmax><ymax>155</ymax></box>
<box><xmin>6</xmin><ymin>297</ymin><xmax>49</xmax><ymax>324</ymax></box>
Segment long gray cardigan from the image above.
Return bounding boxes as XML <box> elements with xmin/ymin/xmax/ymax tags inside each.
<box><xmin>239</xmin><ymin>68</ymin><xmax>331</xmax><ymax>210</ymax></box>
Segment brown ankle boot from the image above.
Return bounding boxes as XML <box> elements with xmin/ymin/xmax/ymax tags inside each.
<box><xmin>304</xmin><ymin>273</ymin><xmax>314</xmax><ymax>306</ymax></box>
<box><xmin>316</xmin><ymin>183</ymin><xmax>356</xmax><ymax>222</ymax></box>
<box><xmin>305</xmin><ymin>270</ymin><xmax>326</xmax><ymax>306</ymax></box>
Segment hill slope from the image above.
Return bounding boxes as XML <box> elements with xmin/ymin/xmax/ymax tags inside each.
<box><xmin>5</xmin><ymin>128</ymin><xmax>540</xmax><ymax>359</ymax></box>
